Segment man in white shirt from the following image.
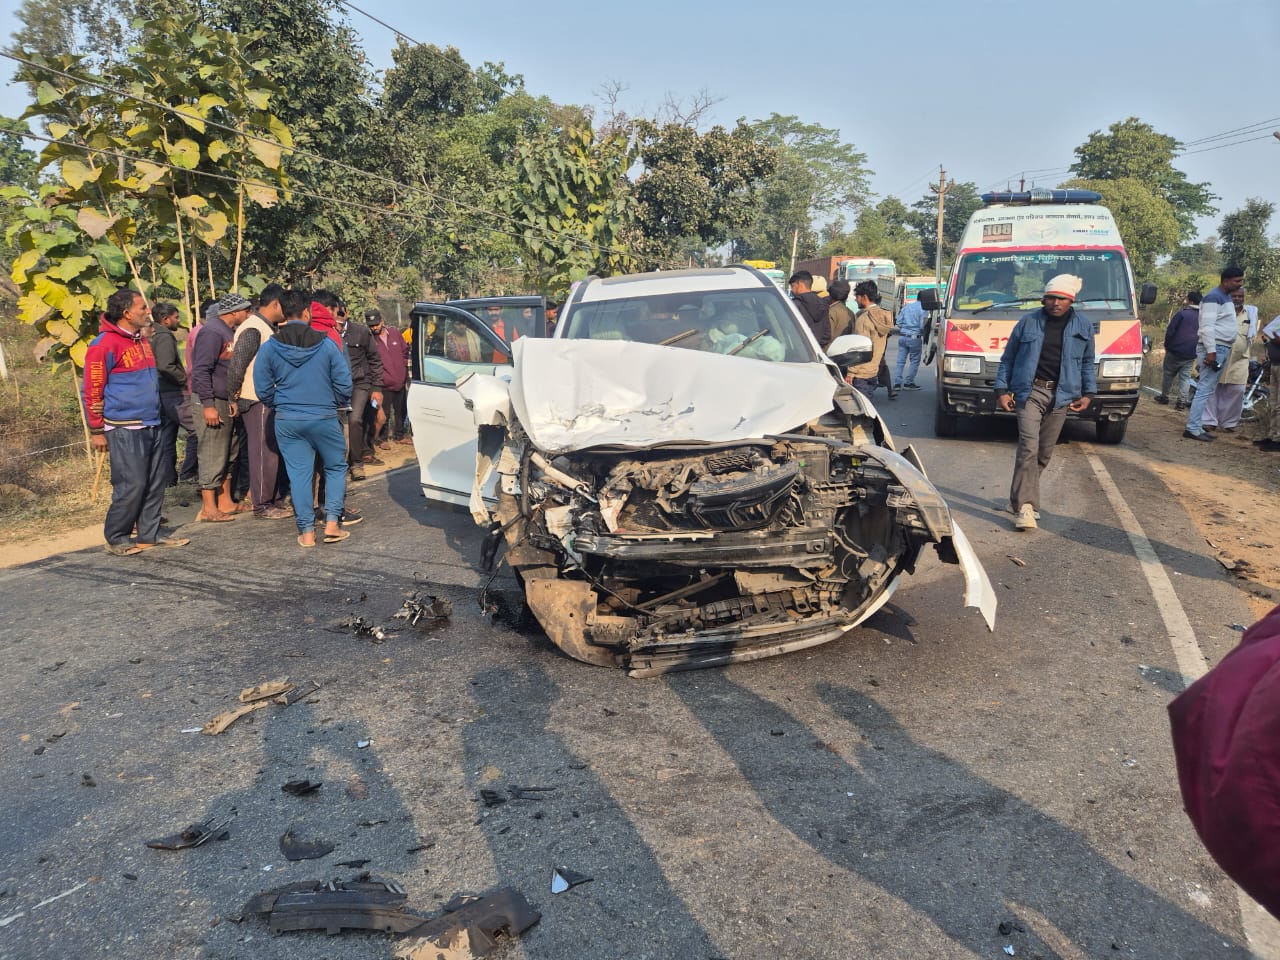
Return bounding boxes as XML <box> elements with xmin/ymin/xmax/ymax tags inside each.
<box><xmin>1184</xmin><ymin>265</ymin><xmax>1245</xmax><ymax>441</ymax></box>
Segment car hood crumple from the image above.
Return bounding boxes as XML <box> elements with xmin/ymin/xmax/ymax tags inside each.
<box><xmin>506</xmin><ymin>338</ymin><xmax>838</xmax><ymax>454</ymax></box>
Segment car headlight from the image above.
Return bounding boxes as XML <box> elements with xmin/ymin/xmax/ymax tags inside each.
<box><xmin>944</xmin><ymin>356</ymin><xmax>982</xmax><ymax>374</ymax></box>
<box><xmin>1100</xmin><ymin>359</ymin><xmax>1141</xmax><ymax>378</ymax></box>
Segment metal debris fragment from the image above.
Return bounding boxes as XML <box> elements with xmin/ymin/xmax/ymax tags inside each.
<box><xmin>549</xmin><ymin>867</ymin><xmax>592</xmax><ymax>894</ymax></box>
<box><xmin>146</xmin><ymin>813</ymin><xmax>235</xmax><ymax>850</ymax></box>
<box><xmin>393</xmin><ymin>593</ymin><xmax>453</xmax><ymax>627</ymax></box>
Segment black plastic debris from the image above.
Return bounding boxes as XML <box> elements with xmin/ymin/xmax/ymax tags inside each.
<box><xmin>147</xmin><ymin>814</ymin><xmax>235</xmax><ymax>850</ymax></box>
<box><xmin>997</xmin><ymin>920</ymin><xmax>1025</xmax><ymax>936</ymax></box>
<box><xmin>393</xmin><ymin>593</ymin><xmax>453</xmax><ymax>627</ymax></box>
<box><xmin>549</xmin><ymin>867</ymin><xmax>592</xmax><ymax>894</ymax></box>
<box><xmin>244</xmin><ymin>877</ymin><xmax>417</xmax><ymax>935</ymax></box>
<box><xmin>398</xmin><ymin>888</ymin><xmax>540</xmax><ymax>959</ymax></box>
<box><xmin>81</xmin><ymin>773</ymin><xmax>97</xmax><ymax>788</ymax></box>
<box><xmin>340</xmin><ymin>616</ymin><xmax>391</xmax><ymax>642</ymax></box>
<box><xmin>479</xmin><ymin>789</ymin><xmax>506</xmax><ymax>808</ymax></box>
<box><xmin>279</xmin><ymin>827</ymin><xmax>335</xmax><ymax>861</ymax></box>
<box><xmin>508</xmin><ymin>785</ymin><xmax>555</xmax><ymax>802</ymax></box>
<box><xmin>336</xmin><ymin>859</ymin><xmax>371</xmax><ymax>868</ymax></box>
<box><xmin>282</xmin><ymin>779</ymin><xmax>323</xmax><ymax>797</ymax></box>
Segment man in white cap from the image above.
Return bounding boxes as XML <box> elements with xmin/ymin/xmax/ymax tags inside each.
<box><xmin>993</xmin><ymin>274</ymin><xmax>1096</xmax><ymax>531</ymax></box>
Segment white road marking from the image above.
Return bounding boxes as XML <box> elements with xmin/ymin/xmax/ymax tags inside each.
<box><xmin>1085</xmin><ymin>450</ymin><xmax>1280</xmax><ymax>960</ymax></box>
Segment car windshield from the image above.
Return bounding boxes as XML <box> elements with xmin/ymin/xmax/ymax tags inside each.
<box><xmin>951</xmin><ymin>250</ymin><xmax>1133</xmax><ymax>317</ymax></box>
<box><xmin>561</xmin><ymin>287</ymin><xmax>813</xmax><ymax>363</ymax></box>
<box><xmin>846</xmin><ymin>264</ymin><xmax>896</xmax><ymax>284</ymax></box>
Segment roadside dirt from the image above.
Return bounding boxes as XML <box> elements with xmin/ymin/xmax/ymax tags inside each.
<box><xmin>1121</xmin><ymin>394</ymin><xmax>1280</xmax><ymax>619</ymax></box>
<box><xmin>0</xmin><ymin>439</ymin><xmax>419</xmax><ymax>569</ymax></box>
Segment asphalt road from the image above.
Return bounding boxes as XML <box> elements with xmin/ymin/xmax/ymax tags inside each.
<box><xmin>0</xmin><ymin>374</ymin><xmax>1267</xmax><ymax>960</ymax></box>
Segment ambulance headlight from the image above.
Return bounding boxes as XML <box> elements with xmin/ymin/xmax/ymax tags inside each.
<box><xmin>1100</xmin><ymin>359</ymin><xmax>1141</xmax><ymax>378</ymax></box>
<box><xmin>944</xmin><ymin>356</ymin><xmax>983</xmax><ymax>374</ymax></box>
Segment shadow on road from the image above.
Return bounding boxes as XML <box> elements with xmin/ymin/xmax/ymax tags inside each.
<box><xmin>667</xmin><ymin>671</ymin><xmax>1245</xmax><ymax>959</ymax></box>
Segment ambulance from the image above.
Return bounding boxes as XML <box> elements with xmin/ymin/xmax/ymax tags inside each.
<box><xmin>931</xmin><ymin>189</ymin><xmax>1155</xmax><ymax>443</ymax></box>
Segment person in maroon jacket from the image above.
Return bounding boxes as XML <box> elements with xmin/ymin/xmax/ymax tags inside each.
<box><xmin>1169</xmin><ymin>603</ymin><xmax>1280</xmax><ymax>919</ymax></box>
<box><xmin>82</xmin><ymin>288</ymin><xmax>188</xmax><ymax>555</ymax></box>
<box><xmin>366</xmin><ymin>309</ymin><xmax>411</xmax><ymax>446</ymax></box>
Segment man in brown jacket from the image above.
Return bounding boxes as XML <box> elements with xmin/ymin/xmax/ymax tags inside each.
<box><xmin>827</xmin><ymin>279</ymin><xmax>854</xmax><ymax>341</ymax></box>
<box><xmin>847</xmin><ymin>280</ymin><xmax>895</xmax><ymax>399</ymax></box>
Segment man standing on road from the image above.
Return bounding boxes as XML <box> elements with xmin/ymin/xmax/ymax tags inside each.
<box><xmin>894</xmin><ymin>291</ymin><xmax>927</xmax><ymax>390</ymax></box>
<box><xmin>787</xmin><ymin>271</ymin><xmax>832</xmax><ymax>349</ymax></box>
<box><xmin>846</xmin><ymin>280</ymin><xmax>895</xmax><ymax>400</ymax></box>
<box><xmin>1184</xmin><ymin>266</ymin><xmax>1245</xmax><ymax>441</ymax></box>
<box><xmin>149</xmin><ymin>302</ymin><xmax>190</xmax><ymax>488</ymax></box>
<box><xmin>338</xmin><ymin>303</ymin><xmax>384</xmax><ymax>481</ymax></box>
<box><xmin>82</xmin><ymin>288</ymin><xmax>188</xmax><ymax>555</ymax></box>
<box><xmin>827</xmin><ymin>280</ymin><xmax>854</xmax><ymax>341</ymax></box>
<box><xmin>253</xmin><ymin>290</ymin><xmax>352</xmax><ymax>548</ymax></box>
<box><xmin>227</xmin><ymin>283</ymin><xmax>291</xmax><ymax>519</ymax></box>
<box><xmin>994</xmin><ymin>274</ymin><xmax>1096</xmax><ymax>532</ymax></box>
<box><xmin>367</xmin><ymin>309</ymin><xmax>411</xmax><ymax>447</ymax></box>
<box><xmin>1157</xmin><ymin>291</ymin><xmax>1202</xmax><ymax>408</ymax></box>
<box><xmin>190</xmin><ymin>293</ymin><xmax>253</xmax><ymax>520</ymax></box>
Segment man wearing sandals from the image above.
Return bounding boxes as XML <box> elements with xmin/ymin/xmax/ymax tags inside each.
<box><xmin>253</xmin><ymin>290</ymin><xmax>353</xmax><ymax>546</ymax></box>
<box><xmin>83</xmin><ymin>288</ymin><xmax>189</xmax><ymax>555</ymax></box>
<box><xmin>190</xmin><ymin>292</ymin><xmax>253</xmax><ymax>521</ymax></box>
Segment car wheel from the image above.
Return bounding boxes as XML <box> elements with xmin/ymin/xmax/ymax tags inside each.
<box><xmin>934</xmin><ymin>403</ymin><xmax>958</xmax><ymax>437</ymax></box>
<box><xmin>1094</xmin><ymin>419</ymin><xmax>1128</xmax><ymax>444</ymax></box>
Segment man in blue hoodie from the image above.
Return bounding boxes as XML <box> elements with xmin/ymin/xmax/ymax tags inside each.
<box><xmin>253</xmin><ymin>290</ymin><xmax>353</xmax><ymax>547</ymax></box>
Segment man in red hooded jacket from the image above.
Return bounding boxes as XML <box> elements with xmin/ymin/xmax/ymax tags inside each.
<box><xmin>82</xmin><ymin>288</ymin><xmax>188</xmax><ymax>555</ymax></box>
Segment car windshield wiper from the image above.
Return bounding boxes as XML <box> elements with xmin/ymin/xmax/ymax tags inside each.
<box><xmin>968</xmin><ymin>297</ymin><xmax>1040</xmax><ymax>315</ymax></box>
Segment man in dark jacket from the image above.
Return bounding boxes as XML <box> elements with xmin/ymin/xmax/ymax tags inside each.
<box><xmin>337</xmin><ymin>302</ymin><xmax>384</xmax><ymax>479</ymax></box>
<box><xmin>367</xmin><ymin>309</ymin><xmax>410</xmax><ymax>446</ymax></box>
<box><xmin>1157</xmin><ymin>290</ymin><xmax>1202</xmax><ymax>408</ymax></box>
<box><xmin>150</xmin><ymin>302</ymin><xmax>192</xmax><ymax>488</ymax></box>
<box><xmin>254</xmin><ymin>290</ymin><xmax>353</xmax><ymax>547</ymax></box>
<box><xmin>994</xmin><ymin>275</ymin><xmax>1096</xmax><ymax>532</ymax></box>
<box><xmin>190</xmin><ymin>292</ymin><xmax>252</xmax><ymax>520</ymax></box>
<box><xmin>788</xmin><ymin>271</ymin><xmax>832</xmax><ymax>349</ymax></box>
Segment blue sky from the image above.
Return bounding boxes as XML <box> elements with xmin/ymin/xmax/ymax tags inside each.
<box><xmin>2</xmin><ymin>0</ymin><xmax>1276</xmax><ymax>242</ymax></box>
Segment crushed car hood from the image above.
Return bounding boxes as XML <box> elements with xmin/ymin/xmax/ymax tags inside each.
<box><xmin>507</xmin><ymin>338</ymin><xmax>838</xmax><ymax>454</ymax></box>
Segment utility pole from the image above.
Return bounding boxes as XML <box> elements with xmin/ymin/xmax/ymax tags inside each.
<box><xmin>788</xmin><ymin>228</ymin><xmax>799</xmax><ymax>278</ymax></box>
<box><xmin>929</xmin><ymin>166</ymin><xmax>954</xmax><ymax>290</ymax></box>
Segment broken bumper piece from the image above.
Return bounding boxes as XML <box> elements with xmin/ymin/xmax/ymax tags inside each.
<box><xmin>244</xmin><ymin>879</ymin><xmax>540</xmax><ymax>958</ymax></box>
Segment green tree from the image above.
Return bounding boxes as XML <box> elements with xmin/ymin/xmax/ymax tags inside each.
<box><xmin>497</xmin><ymin>125</ymin><xmax>639</xmax><ymax>294</ymax></box>
<box><xmin>0</xmin><ymin>117</ymin><xmax>40</xmax><ymax>189</ymax></box>
<box><xmin>1218</xmin><ymin>198</ymin><xmax>1279</xmax><ymax>292</ymax></box>
<box><xmin>1060</xmin><ymin>177</ymin><xmax>1180</xmax><ymax>280</ymax></box>
<box><xmin>8</xmin><ymin>15</ymin><xmax>290</xmax><ymax>366</ymax></box>
<box><xmin>11</xmin><ymin>0</ymin><xmax>139</xmax><ymax>71</ymax></box>
<box><xmin>735</xmin><ymin>114</ymin><xmax>871</xmax><ymax>263</ymax></box>
<box><xmin>1069</xmin><ymin>117</ymin><xmax>1216</xmax><ymax>238</ymax></box>
<box><xmin>631</xmin><ymin>119</ymin><xmax>776</xmax><ymax>259</ymax></box>
<box><xmin>908</xmin><ymin>180</ymin><xmax>982</xmax><ymax>269</ymax></box>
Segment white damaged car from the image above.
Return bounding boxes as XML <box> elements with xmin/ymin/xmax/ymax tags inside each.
<box><xmin>406</xmin><ymin>267</ymin><xmax>994</xmax><ymax>677</ymax></box>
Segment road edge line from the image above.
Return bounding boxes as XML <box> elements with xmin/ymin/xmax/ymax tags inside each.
<box><xmin>1084</xmin><ymin>450</ymin><xmax>1280</xmax><ymax>959</ymax></box>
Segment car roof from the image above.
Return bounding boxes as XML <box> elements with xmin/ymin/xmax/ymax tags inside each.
<box><xmin>579</xmin><ymin>267</ymin><xmax>771</xmax><ymax>302</ymax></box>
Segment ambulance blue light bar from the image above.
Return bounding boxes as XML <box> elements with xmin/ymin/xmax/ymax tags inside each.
<box><xmin>981</xmin><ymin>189</ymin><xmax>1103</xmax><ymax>205</ymax></box>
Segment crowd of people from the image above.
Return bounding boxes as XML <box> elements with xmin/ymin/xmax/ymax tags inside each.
<box><xmin>1171</xmin><ymin>266</ymin><xmax>1280</xmax><ymax>450</ymax></box>
<box><xmin>786</xmin><ymin>269</ymin><xmax>925</xmax><ymax>400</ymax></box>
<box><xmin>82</xmin><ymin>285</ymin><xmax>412</xmax><ymax>555</ymax></box>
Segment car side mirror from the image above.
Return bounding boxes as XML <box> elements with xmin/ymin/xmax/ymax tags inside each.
<box><xmin>1142</xmin><ymin>334</ymin><xmax>1153</xmax><ymax>356</ymax></box>
<box><xmin>919</xmin><ymin>288</ymin><xmax>941</xmax><ymax>312</ymax></box>
<box><xmin>1139</xmin><ymin>282</ymin><xmax>1157</xmax><ymax>306</ymax></box>
<box><xmin>827</xmin><ymin>333</ymin><xmax>874</xmax><ymax>368</ymax></box>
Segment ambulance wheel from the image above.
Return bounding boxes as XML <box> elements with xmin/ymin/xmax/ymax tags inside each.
<box><xmin>1095</xmin><ymin>419</ymin><xmax>1128</xmax><ymax>444</ymax></box>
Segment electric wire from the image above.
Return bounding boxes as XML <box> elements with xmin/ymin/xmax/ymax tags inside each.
<box><xmin>335</xmin><ymin>0</ymin><xmax>423</xmax><ymax>47</ymax></box>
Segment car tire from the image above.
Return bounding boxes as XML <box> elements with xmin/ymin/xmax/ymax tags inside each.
<box><xmin>1095</xmin><ymin>419</ymin><xmax>1128</xmax><ymax>444</ymax></box>
<box><xmin>934</xmin><ymin>404</ymin><xmax>959</xmax><ymax>437</ymax></box>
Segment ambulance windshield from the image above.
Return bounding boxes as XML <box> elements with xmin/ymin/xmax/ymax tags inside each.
<box><xmin>951</xmin><ymin>250</ymin><xmax>1132</xmax><ymax>317</ymax></box>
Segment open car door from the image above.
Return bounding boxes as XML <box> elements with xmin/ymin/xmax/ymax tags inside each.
<box><xmin>406</xmin><ymin>303</ymin><xmax>512</xmax><ymax>508</ymax></box>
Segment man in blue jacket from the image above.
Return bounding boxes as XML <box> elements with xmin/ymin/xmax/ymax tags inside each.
<box><xmin>1156</xmin><ymin>290</ymin><xmax>1202</xmax><ymax>408</ymax></box>
<box><xmin>994</xmin><ymin>274</ymin><xmax>1096</xmax><ymax>531</ymax></box>
<box><xmin>253</xmin><ymin>290</ymin><xmax>353</xmax><ymax>547</ymax></box>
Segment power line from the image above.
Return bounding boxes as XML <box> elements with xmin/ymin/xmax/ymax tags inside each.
<box><xmin>1</xmin><ymin>50</ymin><xmax>682</xmax><ymax>269</ymax></box>
<box><xmin>1181</xmin><ymin>116</ymin><xmax>1280</xmax><ymax>147</ymax></box>
<box><xmin>335</xmin><ymin>0</ymin><xmax>422</xmax><ymax>47</ymax></box>
<box><xmin>1179</xmin><ymin>132</ymin><xmax>1277</xmax><ymax>157</ymax></box>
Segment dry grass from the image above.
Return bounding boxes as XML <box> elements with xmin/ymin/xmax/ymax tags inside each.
<box><xmin>0</xmin><ymin>306</ymin><xmax>110</xmax><ymax>540</ymax></box>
